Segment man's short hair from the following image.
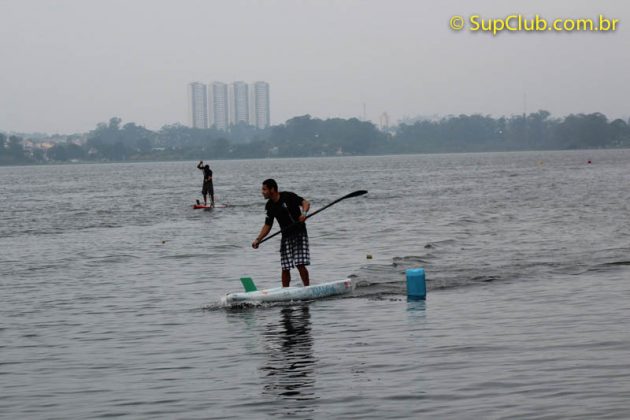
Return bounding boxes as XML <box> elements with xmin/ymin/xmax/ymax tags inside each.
<box><xmin>263</xmin><ymin>178</ymin><xmax>278</xmax><ymax>192</ymax></box>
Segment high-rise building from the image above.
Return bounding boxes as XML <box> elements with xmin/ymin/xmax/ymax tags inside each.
<box><xmin>230</xmin><ymin>81</ymin><xmax>249</xmax><ymax>125</ymax></box>
<box><xmin>252</xmin><ymin>81</ymin><xmax>270</xmax><ymax>129</ymax></box>
<box><xmin>188</xmin><ymin>82</ymin><xmax>208</xmax><ymax>129</ymax></box>
<box><xmin>210</xmin><ymin>82</ymin><xmax>229</xmax><ymax>131</ymax></box>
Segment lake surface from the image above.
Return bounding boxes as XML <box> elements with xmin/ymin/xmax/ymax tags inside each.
<box><xmin>2</xmin><ymin>150</ymin><xmax>630</xmax><ymax>418</ymax></box>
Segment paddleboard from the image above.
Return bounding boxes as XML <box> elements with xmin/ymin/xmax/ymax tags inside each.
<box><xmin>222</xmin><ymin>278</ymin><xmax>354</xmax><ymax>305</ymax></box>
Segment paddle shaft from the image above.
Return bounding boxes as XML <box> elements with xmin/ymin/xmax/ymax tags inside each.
<box><xmin>258</xmin><ymin>190</ymin><xmax>367</xmax><ymax>245</ymax></box>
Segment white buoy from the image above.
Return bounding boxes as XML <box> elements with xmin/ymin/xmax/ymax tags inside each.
<box><xmin>406</xmin><ymin>268</ymin><xmax>426</xmax><ymax>300</ymax></box>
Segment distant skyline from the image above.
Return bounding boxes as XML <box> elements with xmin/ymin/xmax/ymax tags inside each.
<box><xmin>1</xmin><ymin>0</ymin><xmax>630</xmax><ymax>134</ymax></box>
<box><xmin>189</xmin><ymin>81</ymin><xmax>269</xmax><ymax>130</ymax></box>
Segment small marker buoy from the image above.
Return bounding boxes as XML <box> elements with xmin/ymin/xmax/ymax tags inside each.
<box><xmin>406</xmin><ymin>268</ymin><xmax>426</xmax><ymax>301</ymax></box>
<box><xmin>162</xmin><ymin>240</ymin><xmax>166</xmax><ymax>244</ymax></box>
<box><xmin>366</xmin><ymin>254</ymin><xmax>373</xmax><ymax>259</ymax></box>
<box><xmin>587</xmin><ymin>160</ymin><xmax>592</xmax><ymax>164</ymax></box>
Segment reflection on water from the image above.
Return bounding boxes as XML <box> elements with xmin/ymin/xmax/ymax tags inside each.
<box><xmin>406</xmin><ymin>300</ymin><xmax>427</xmax><ymax>334</ymax></box>
<box><xmin>260</xmin><ymin>305</ymin><xmax>317</xmax><ymax>416</ymax></box>
<box><xmin>406</xmin><ymin>300</ymin><xmax>427</xmax><ymax>314</ymax></box>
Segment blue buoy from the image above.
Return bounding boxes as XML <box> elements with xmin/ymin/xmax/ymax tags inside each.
<box><xmin>406</xmin><ymin>268</ymin><xmax>426</xmax><ymax>300</ymax></box>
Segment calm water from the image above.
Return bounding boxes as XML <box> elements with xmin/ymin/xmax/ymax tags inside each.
<box><xmin>1</xmin><ymin>151</ymin><xmax>630</xmax><ymax>419</ymax></box>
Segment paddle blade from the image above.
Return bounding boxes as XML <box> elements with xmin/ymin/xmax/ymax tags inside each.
<box><xmin>345</xmin><ymin>190</ymin><xmax>368</xmax><ymax>199</ymax></box>
<box><xmin>240</xmin><ymin>277</ymin><xmax>257</xmax><ymax>292</ymax></box>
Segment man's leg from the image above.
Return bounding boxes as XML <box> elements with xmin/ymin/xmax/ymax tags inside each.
<box><xmin>297</xmin><ymin>265</ymin><xmax>310</xmax><ymax>286</ymax></box>
<box><xmin>202</xmin><ymin>183</ymin><xmax>209</xmax><ymax>205</ymax></box>
<box><xmin>294</xmin><ymin>232</ymin><xmax>310</xmax><ymax>286</ymax></box>
<box><xmin>282</xmin><ymin>270</ymin><xmax>291</xmax><ymax>287</ymax></box>
<box><xmin>280</xmin><ymin>237</ymin><xmax>292</xmax><ymax>287</ymax></box>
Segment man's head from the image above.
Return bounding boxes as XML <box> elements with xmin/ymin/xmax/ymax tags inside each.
<box><xmin>204</xmin><ymin>164</ymin><xmax>210</xmax><ymax>170</ymax></box>
<box><xmin>262</xmin><ymin>178</ymin><xmax>278</xmax><ymax>200</ymax></box>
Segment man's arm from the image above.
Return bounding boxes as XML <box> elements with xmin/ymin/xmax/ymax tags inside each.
<box><xmin>252</xmin><ymin>224</ymin><xmax>272</xmax><ymax>249</ymax></box>
<box><xmin>197</xmin><ymin>161</ymin><xmax>203</xmax><ymax>170</ymax></box>
<box><xmin>298</xmin><ymin>199</ymin><xmax>310</xmax><ymax>223</ymax></box>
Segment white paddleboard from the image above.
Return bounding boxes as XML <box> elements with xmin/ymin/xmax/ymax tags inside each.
<box><xmin>222</xmin><ymin>278</ymin><xmax>353</xmax><ymax>305</ymax></box>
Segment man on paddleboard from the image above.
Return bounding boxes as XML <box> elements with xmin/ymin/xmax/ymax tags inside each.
<box><xmin>252</xmin><ymin>179</ymin><xmax>311</xmax><ymax>287</ymax></box>
<box><xmin>196</xmin><ymin>161</ymin><xmax>214</xmax><ymax>207</ymax></box>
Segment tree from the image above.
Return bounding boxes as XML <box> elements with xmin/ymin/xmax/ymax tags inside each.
<box><xmin>610</xmin><ymin>119</ymin><xmax>630</xmax><ymax>147</ymax></box>
<box><xmin>109</xmin><ymin>117</ymin><xmax>122</xmax><ymax>130</ymax></box>
<box><xmin>47</xmin><ymin>143</ymin><xmax>86</xmax><ymax>161</ymax></box>
<box><xmin>8</xmin><ymin>136</ymin><xmax>26</xmax><ymax>160</ymax></box>
<box><xmin>553</xmin><ymin>113</ymin><xmax>610</xmax><ymax>149</ymax></box>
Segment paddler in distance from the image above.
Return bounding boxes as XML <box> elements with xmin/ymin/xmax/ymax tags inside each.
<box><xmin>196</xmin><ymin>160</ymin><xmax>214</xmax><ymax>207</ymax></box>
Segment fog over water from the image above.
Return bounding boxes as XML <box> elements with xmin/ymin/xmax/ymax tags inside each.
<box><xmin>1</xmin><ymin>0</ymin><xmax>630</xmax><ymax>133</ymax></box>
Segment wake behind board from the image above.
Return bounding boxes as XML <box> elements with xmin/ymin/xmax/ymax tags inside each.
<box><xmin>192</xmin><ymin>203</ymin><xmax>229</xmax><ymax>209</ymax></box>
<box><xmin>222</xmin><ymin>278</ymin><xmax>354</xmax><ymax>305</ymax></box>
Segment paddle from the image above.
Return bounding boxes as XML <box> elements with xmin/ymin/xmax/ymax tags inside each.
<box><xmin>258</xmin><ymin>190</ymin><xmax>368</xmax><ymax>245</ymax></box>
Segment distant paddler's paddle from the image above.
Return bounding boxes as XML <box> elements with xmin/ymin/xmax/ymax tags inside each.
<box><xmin>258</xmin><ymin>190</ymin><xmax>368</xmax><ymax>245</ymax></box>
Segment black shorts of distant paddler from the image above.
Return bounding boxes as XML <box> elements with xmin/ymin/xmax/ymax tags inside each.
<box><xmin>280</xmin><ymin>232</ymin><xmax>310</xmax><ymax>271</ymax></box>
<box><xmin>202</xmin><ymin>181</ymin><xmax>214</xmax><ymax>195</ymax></box>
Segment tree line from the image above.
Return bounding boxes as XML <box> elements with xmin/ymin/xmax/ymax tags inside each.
<box><xmin>2</xmin><ymin>111</ymin><xmax>629</xmax><ymax>165</ymax></box>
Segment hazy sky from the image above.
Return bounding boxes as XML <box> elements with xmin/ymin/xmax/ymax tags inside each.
<box><xmin>1</xmin><ymin>0</ymin><xmax>629</xmax><ymax>134</ymax></box>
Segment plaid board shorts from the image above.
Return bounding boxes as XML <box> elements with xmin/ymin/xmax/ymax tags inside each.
<box><xmin>279</xmin><ymin>232</ymin><xmax>310</xmax><ymax>271</ymax></box>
